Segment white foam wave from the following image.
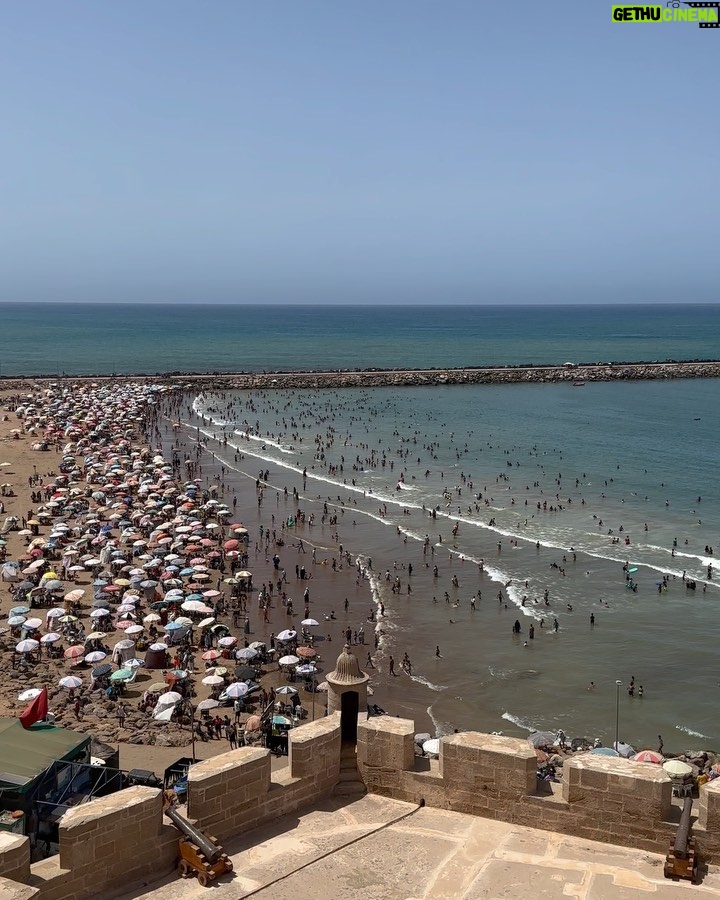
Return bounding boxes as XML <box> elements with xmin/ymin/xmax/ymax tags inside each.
<box><xmin>427</xmin><ymin>704</ymin><xmax>454</xmax><ymax>737</ymax></box>
<box><xmin>409</xmin><ymin>674</ymin><xmax>447</xmax><ymax>692</ymax></box>
<box><xmin>501</xmin><ymin>711</ymin><xmax>538</xmax><ymax>732</ymax></box>
<box><xmin>675</xmin><ymin>724</ymin><xmax>712</xmax><ymax>740</ymax></box>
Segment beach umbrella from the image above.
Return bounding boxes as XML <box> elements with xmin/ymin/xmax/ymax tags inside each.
<box><xmin>315</xmin><ymin>682</ymin><xmax>329</xmax><ymax>692</ymax></box>
<box><xmin>58</xmin><ymin>614</ymin><xmax>78</xmax><ymax>624</ymax></box>
<box><xmin>295</xmin><ymin>663</ymin><xmax>317</xmax><ymax>676</ymax></box>
<box><xmin>197</xmin><ymin>698</ymin><xmax>220</xmax><ymax>712</ymax></box>
<box><xmin>528</xmin><ymin>731</ymin><xmax>558</xmax><ymax>750</ymax></box>
<box><xmin>181</xmin><ymin>599</ymin><xmax>206</xmax><ymax>613</ymax></box>
<box><xmin>271</xmin><ymin>715</ymin><xmax>292</xmax><ymax>727</ymax></box>
<box><xmin>164</xmin><ymin>621</ymin><xmax>184</xmax><ymax>631</ymax></box>
<box><xmin>10</xmin><ymin>605</ymin><xmax>30</xmax><ymax>616</ymax></box>
<box><xmin>634</xmin><ymin>750</ymin><xmax>664</xmax><ymax>765</ymax></box>
<box><xmin>64</xmin><ymin>644</ymin><xmax>86</xmax><ymax>659</ymax></box>
<box><xmin>614</xmin><ymin>741</ymin><xmax>635</xmax><ymax>758</ymax></box>
<box><xmin>125</xmin><ymin>624</ymin><xmax>144</xmax><ymax>636</ymax></box>
<box><xmin>110</xmin><ymin>669</ymin><xmax>132</xmax><ymax>682</ymax></box>
<box><xmin>222</xmin><ymin>682</ymin><xmax>249</xmax><ymax>699</ymax></box>
<box><xmin>149</xmin><ymin>642</ymin><xmax>168</xmax><ymax>651</ymax></box>
<box><xmin>234</xmin><ymin>665</ymin><xmax>256</xmax><ymax>681</ymax></box>
<box><xmin>44</xmin><ymin>580</ymin><xmax>63</xmax><ymax>592</ymax></box>
<box><xmin>198</xmin><ymin>617</ymin><xmax>216</xmax><ymax>629</ymax></box>
<box><xmin>16</xmin><ymin>639</ymin><xmax>39</xmax><ymax>653</ymax></box>
<box><xmin>279</xmin><ymin>655</ymin><xmax>300</xmax><ymax>666</ymax></box>
<box><xmin>114</xmin><ymin>639</ymin><xmax>135</xmax><ymax>651</ymax></box>
<box><xmin>23</xmin><ymin>618</ymin><xmax>43</xmax><ymax>630</ymax></box>
<box><xmin>156</xmin><ymin>690</ymin><xmax>182</xmax><ymax>706</ymax></box>
<box><xmin>422</xmin><ymin>739</ymin><xmax>441</xmax><ymax>757</ymax></box>
<box><xmin>59</xmin><ymin>675</ymin><xmax>83</xmax><ymax>690</ymax></box>
<box><xmin>277</xmin><ymin>629</ymin><xmax>297</xmax><ymax>642</ymax></box>
<box><xmin>223</xmin><ymin>539</ymin><xmax>239</xmax><ymax>550</ymax></box>
<box><xmin>244</xmin><ymin>715</ymin><xmax>261</xmax><ymax>732</ymax></box>
<box><xmin>143</xmin><ymin>613</ymin><xmax>161</xmax><ymax>623</ymax></box>
<box><xmin>85</xmin><ymin>650</ymin><xmax>107</xmax><ymax>663</ymax></box>
<box><xmin>201</xmin><ymin>674</ymin><xmax>224</xmax><ymax>686</ymax></box>
<box><xmin>8</xmin><ymin>616</ymin><xmax>27</xmax><ymax>627</ymax></box>
<box><xmin>46</xmin><ymin>608</ymin><xmax>66</xmax><ymax>619</ymax></box>
<box><xmin>590</xmin><ymin>747</ymin><xmax>620</xmax><ymax>757</ymax></box>
<box><xmin>201</xmin><ymin>649</ymin><xmax>221</xmax><ymax>661</ymax></box>
<box><xmin>663</xmin><ymin>759</ymin><xmax>693</xmax><ymax>777</ymax></box>
<box><xmin>124</xmin><ymin>657</ymin><xmax>144</xmax><ymax>669</ymax></box>
<box><xmin>148</xmin><ymin>682</ymin><xmax>167</xmax><ymax>693</ymax></box>
<box><xmin>85</xmin><ymin>631</ymin><xmax>106</xmax><ymax>642</ymax></box>
<box><xmin>18</xmin><ymin>688</ymin><xmax>43</xmax><ymax>702</ymax></box>
<box><xmin>301</xmin><ymin>618</ymin><xmax>319</xmax><ymax>627</ymax></box>
<box><xmin>90</xmin><ymin>608</ymin><xmax>110</xmax><ymax>618</ymax></box>
<box><xmin>297</xmin><ymin>647</ymin><xmax>316</xmax><ymax>659</ymax></box>
<box><xmin>275</xmin><ymin>686</ymin><xmax>298</xmax><ymax>696</ymax></box>
<box><xmin>235</xmin><ymin>647</ymin><xmax>257</xmax><ymax>661</ymax></box>
<box><xmin>40</xmin><ymin>632</ymin><xmax>62</xmax><ymax>644</ymax></box>
<box><xmin>218</xmin><ymin>636</ymin><xmax>237</xmax><ymax>648</ymax></box>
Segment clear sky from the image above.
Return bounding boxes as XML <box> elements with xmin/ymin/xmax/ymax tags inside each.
<box><xmin>0</xmin><ymin>2</ymin><xmax>717</xmax><ymax>305</ymax></box>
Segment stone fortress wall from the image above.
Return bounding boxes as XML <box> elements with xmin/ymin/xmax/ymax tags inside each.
<box><xmin>357</xmin><ymin>717</ymin><xmax>720</xmax><ymax>860</ymax></box>
<box><xmin>2</xmin><ymin>713</ymin><xmax>720</xmax><ymax>898</ymax></box>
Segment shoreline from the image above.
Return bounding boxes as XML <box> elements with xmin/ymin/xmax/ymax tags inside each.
<box><xmin>1</xmin><ymin>358</ymin><xmax>720</xmax><ymax>390</ymax></box>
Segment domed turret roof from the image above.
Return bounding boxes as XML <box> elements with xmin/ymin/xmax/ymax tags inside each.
<box><xmin>327</xmin><ymin>644</ymin><xmax>369</xmax><ymax>686</ymax></box>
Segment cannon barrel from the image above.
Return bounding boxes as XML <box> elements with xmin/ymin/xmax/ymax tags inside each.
<box><xmin>674</xmin><ymin>796</ymin><xmax>693</xmax><ymax>860</ymax></box>
<box><xmin>166</xmin><ymin>805</ymin><xmax>222</xmax><ymax>863</ymax></box>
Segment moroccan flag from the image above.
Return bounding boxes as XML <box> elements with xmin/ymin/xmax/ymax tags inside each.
<box><xmin>19</xmin><ymin>687</ymin><xmax>48</xmax><ymax>730</ymax></box>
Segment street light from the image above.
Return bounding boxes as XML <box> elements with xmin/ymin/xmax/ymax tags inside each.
<box><xmin>615</xmin><ymin>680</ymin><xmax>622</xmax><ymax>751</ymax></box>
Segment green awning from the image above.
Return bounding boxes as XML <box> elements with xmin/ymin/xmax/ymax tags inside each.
<box><xmin>0</xmin><ymin>718</ymin><xmax>90</xmax><ymax>792</ymax></box>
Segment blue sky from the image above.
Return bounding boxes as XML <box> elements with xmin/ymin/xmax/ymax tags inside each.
<box><xmin>0</xmin><ymin>2</ymin><xmax>717</xmax><ymax>304</ymax></box>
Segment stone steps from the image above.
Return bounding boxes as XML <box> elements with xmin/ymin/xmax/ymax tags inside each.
<box><xmin>334</xmin><ymin>744</ymin><xmax>366</xmax><ymax>797</ymax></box>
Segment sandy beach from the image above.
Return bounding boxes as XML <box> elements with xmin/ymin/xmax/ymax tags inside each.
<box><xmin>0</xmin><ymin>380</ymin><xmax>398</xmax><ymax>782</ymax></box>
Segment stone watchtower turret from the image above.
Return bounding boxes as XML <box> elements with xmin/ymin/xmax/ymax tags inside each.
<box><xmin>325</xmin><ymin>644</ymin><xmax>369</xmax><ymax>745</ymax></box>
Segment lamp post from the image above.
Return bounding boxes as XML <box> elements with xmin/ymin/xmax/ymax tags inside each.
<box><xmin>189</xmin><ymin>702</ymin><xmax>196</xmax><ymax>761</ymax></box>
<box><xmin>615</xmin><ymin>680</ymin><xmax>622</xmax><ymax>751</ymax></box>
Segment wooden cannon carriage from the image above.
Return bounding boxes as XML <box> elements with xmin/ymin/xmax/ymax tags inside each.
<box><xmin>664</xmin><ymin>796</ymin><xmax>698</xmax><ymax>882</ymax></box>
<box><xmin>164</xmin><ymin>799</ymin><xmax>233</xmax><ymax>886</ymax></box>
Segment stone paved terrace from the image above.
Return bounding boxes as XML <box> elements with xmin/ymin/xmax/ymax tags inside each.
<box><xmin>113</xmin><ymin>794</ymin><xmax>720</xmax><ymax>900</ymax></box>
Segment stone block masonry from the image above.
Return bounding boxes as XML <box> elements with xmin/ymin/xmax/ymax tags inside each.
<box><xmin>0</xmin><ymin>715</ymin><xmax>341</xmax><ymax>900</ymax></box>
<box><xmin>357</xmin><ymin>717</ymin><xmax>720</xmax><ymax>862</ymax></box>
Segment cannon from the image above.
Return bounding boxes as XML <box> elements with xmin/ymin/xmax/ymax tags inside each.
<box><xmin>165</xmin><ymin>801</ymin><xmax>233</xmax><ymax>886</ymax></box>
<box><xmin>664</xmin><ymin>796</ymin><xmax>698</xmax><ymax>882</ymax></box>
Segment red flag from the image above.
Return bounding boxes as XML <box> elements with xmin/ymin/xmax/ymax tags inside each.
<box><xmin>19</xmin><ymin>687</ymin><xmax>48</xmax><ymax>730</ymax></box>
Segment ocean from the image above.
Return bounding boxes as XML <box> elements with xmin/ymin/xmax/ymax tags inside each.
<box><xmin>7</xmin><ymin>302</ymin><xmax>720</xmax><ymax>750</ymax></box>
<box><xmin>186</xmin><ymin>374</ymin><xmax>720</xmax><ymax>752</ymax></box>
<box><xmin>2</xmin><ymin>302</ymin><xmax>720</xmax><ymax>376</ymax></box>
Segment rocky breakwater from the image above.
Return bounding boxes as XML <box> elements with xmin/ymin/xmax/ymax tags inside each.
<box><xmin>2</xmin><ymin>360</ymin><xmax>720</xmax><ymax>391</ymax></box>
<box><xmin>168</xmin><ymin>359</ymin><xmax>720</xmax><ymax>391</ymax></box>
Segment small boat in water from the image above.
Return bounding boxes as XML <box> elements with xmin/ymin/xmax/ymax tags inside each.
<box><xmin>573</xmin><ymin>381</ymin><xmax>586</xmax><ymax>387</ymax></box>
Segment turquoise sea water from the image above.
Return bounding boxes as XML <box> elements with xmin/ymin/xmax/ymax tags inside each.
<box><xmin>1</xmin><ymin>303</ymin><xmax>720</xmax><ymax>376</ymax></box>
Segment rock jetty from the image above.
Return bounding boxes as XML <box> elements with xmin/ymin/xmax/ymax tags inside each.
<box><xmin>3</xmin><ymin>359</ymin><xmax>720</xmax><ymax>392</ymax></box>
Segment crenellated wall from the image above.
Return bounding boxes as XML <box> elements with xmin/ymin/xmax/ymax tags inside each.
<box><xmin>4</xmin><ymin>714</ymin><xmax>720</xmax><ymax>899</ymax></box>
<box><xmin>0</xmin><ymin>714</ymin><xmax>341</xmax><ymax>900</ymax></box>
<box><xmin>356</xmin><ymin>716</ymin><xmax>720</xmax><ymax>859</ymax></box>
<box><xmin>187</xmin><ymin>713</ymin><xmax>341</xmax><ymax>842</ymax></box>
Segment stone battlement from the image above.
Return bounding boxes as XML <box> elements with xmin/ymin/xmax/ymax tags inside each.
<box><xmin>0</xmin><ymin>714</ymin><xmax>341</xmax><ymax>900</ymax></box>
<box><xmin>357</xmin><ymin>717</ymin><xmax>720</xmax><ymax>859</ymax></box>
<box><xmin>3</xmin><ymin>714</ymin><xmax>720</xmax><ymax>898</ymax></box>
